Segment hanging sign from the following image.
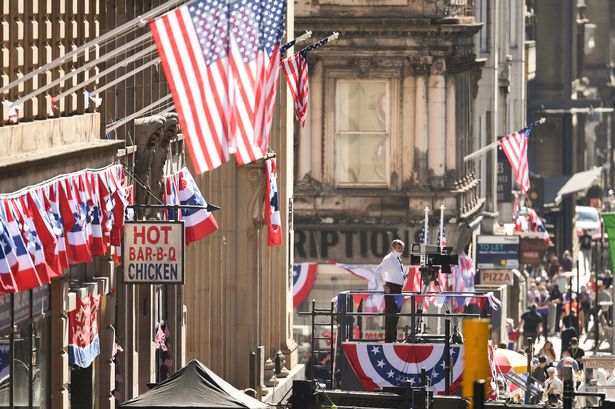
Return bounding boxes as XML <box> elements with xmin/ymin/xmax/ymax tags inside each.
<box><xmin>476</xmin><ymin>235</ymin><xmax>520</xmax><ymax>269</ymax></box>
<box><xmin>479</xmin><ymin>270</ymin><xmax>514</xmax><ymax>286</ymax></box>
<box><xmin>123</xmin><ymin>221</ymin><xmax>184</xmax><ymax>284</ymax></box>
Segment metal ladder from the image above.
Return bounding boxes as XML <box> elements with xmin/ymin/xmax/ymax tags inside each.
<box><xmin>309</xmin><ymin>299</ymin><xmax>335</xmax><ymax>389</ymax></box>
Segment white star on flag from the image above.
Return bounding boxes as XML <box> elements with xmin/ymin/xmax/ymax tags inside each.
<box><xmin>376</xmin><ymin>360</ymin><xmax>385</xmax><ymax>368</ymax></box>
<box><xmin>386</xmin><ymin>370</ymin><xmax>395</xmax><ymax>378</ymax></box>
<box><xmin>371</xmin><ymin>346</ymin><xmax>381</xmax><ymax>354</ymax></box>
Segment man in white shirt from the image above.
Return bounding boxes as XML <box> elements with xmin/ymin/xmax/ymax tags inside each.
<box><xmin>375</xmin><ymin>239</ymin><xmax>406</xmax><ymax>342</ymax></box>
<box><xmin>544</xmin><ymin>366</ymin><xmax>563</xmax><ymax>402</ymax></box>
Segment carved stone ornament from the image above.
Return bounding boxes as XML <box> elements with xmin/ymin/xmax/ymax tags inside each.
<box><xmin>407</xmin><ymin>55</ymin><xmax>433</xmax><ymax>75</ymax></box>
<box><xmin>470</xmin><ymin>67</ymin><xmax>483</xmax><ymax>100</ymax></box>
<box><xmin>430</xmin><ymin>58</ymin><xmax>446</xmax><ymax>76</ymax></box>
<box><xmin>133</xmin><ymin>113</ymin><xmax>179</xmax><ymax>219</ymax></box>
<box><xmin>350</xmin><ymin>58</ymin><xmax>374</xmax><ymax>78</ymax></box>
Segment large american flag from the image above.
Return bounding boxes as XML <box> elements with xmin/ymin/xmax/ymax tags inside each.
<box><xmin>282</xmin><ymin>51</ymin><xmax>309</xmax><ymax>126</ymax></box>
<box><xmin>150</xmin><ymin>0</ymin><xmax>287</xmax><ymax>174</ymax></box>
<box><xmin>499</xmin><ymin>129</ymin><xmax>530</xmax><ymax>194</ymax></box>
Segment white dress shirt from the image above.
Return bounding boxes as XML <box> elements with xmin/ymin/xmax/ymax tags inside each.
<box><xmin>375</xmin><ymin>252</ymin><xmax>406</xmax><ymax>286</ymax></box>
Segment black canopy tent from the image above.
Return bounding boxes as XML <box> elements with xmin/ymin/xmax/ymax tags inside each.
<box><xmin>120</xmin><ymin>360</ymin><xmax>267</xmax><ymax>409</ymax></box>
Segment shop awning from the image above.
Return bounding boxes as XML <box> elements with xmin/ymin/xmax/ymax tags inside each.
<box><xmin>555</xmin><ymin>167</ymin><xmax>602</xmax><ymax>204</ymax></box>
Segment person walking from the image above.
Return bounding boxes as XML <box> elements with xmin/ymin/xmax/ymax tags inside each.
<box><xmin>579</xmin><ymin>229</ymin><xmax>592</xmax><ymax>274</ymax></box>
<box><xmin>375</xmin><ymin>239</ymin><xmax>407</xmax><ymax>343</ymax></box>
<box><xmin>532</xmin><ymin>356</ymin><xmax>548</xmax><ymax>384</ymax></box>
<box><xmin>578</xmin><ymin>286</ymin><xmax>592</xmax><ymax>334</ymax></box>
<box><xmin>561</xmin><ymin>250</ymin><xmax>574</xmax><ymax>272</ymax></box>
<box><xmin>519</xmin><ymin>304</ymin><xmax>543</xmax><ymax>346</ymax></box>
<box><xmin>565</xmin><ymin>337</ymin><xmax>585</xmax><ymax>370</ymax></box>
<box><xmin>544</xmin><ymin>367</ymin><xmax>563</xmax><ymax>403</ymax></box>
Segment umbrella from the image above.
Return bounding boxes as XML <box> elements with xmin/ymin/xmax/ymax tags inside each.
<box><xmin>492</xmin><ymin>348</ymin><xmax>528</xmax><ymax>374</ymax></box>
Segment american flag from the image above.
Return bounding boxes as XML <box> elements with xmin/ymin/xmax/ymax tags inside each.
<box><xmin>282</xmin><ymin>51</ymin><xmax>309</xmax><ymax>126</ymax></box>
<box><xmin>150</xmin><ymin>0</ymin><xmax>287</xmax><ymax>174</ymax></box>
<box><xmin>499</xmin><ymin>129</ymin><xmax>530</xmax><ymax>194</ymax></box>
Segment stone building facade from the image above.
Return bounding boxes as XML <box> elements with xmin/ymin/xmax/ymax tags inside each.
<box><xmin>0</xmin><ymin>0</ymin><xmax>299</xmax><ymax>407</ymax></box>
<box><xmin>293</xmin><ymin>0</ymin><xmax>484</xmax><ymax>267</ymax></box>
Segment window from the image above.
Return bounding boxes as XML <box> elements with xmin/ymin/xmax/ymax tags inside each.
<box><xmin>335</xmin><ymin>80</ymin><xmax>390</xmax><ymax>186</ymax></box>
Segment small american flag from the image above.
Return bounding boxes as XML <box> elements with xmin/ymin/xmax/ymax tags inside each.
<box><xmin>150</xmin><ymin>0</ymin><xmax>287</xmax><ymax>174</ymax></box>
<box><xmin>282</xmin><ymin>52</ymin><xmax>309</xmax><ymax>126</ymax></box>
<box><xmin>499</xmin><ymin>129</ymin><xmax>530</xmax><ymax>194</ymax></box>
<box><xmin>437</xmin><ymin>224</ymin><xmax>447</xmax><ymax>248</ymax></box>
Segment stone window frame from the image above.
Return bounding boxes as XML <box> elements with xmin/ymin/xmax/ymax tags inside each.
<box><xmin>323</xmin><ymin>69</ymin><xmax>401</xmax><ymax>190</ymax></box>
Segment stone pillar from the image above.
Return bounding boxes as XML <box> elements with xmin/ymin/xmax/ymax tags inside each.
<box><xmin>401</xmin><ymin>64</ymin><xmax>416</xmax><ymax>184</ymax></box>
<box><xmin>445</xmin><ymin>75</ymin><xmax>456</xmax><ymax>183</ymax></box>
<box><xmin>50</xmin><ymin>278</ymin><xmax>71</xmax><ymax>409</ymax></box>
<box><xmin>412</xmin><ymin>57</ymin><xmax>430</xmax><ymax>186</ymax></box>
<box><xmin>137</xmin><ymin>285</ymin><xmax>155</xmax><ymax>393</ymax></box>
<box><xmin>428</xmin><ymin>58</ymin><xmax>446</xmax><ymax>188</ymax></box>
<box><xmin>310</xmin><ymin>59</ymin><xmax>324</xmax><ymax>184</ymax></box>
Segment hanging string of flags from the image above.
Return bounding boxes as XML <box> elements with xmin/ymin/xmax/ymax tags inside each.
<box><xmin>0</xmin><ymin>165</ymin><xmax>131</xmax><ymax>294</ymax></box>
<box><xmin>161</xmin><ymin>168</ymin><xmax>219</xmax><ymax>245</ymax></box>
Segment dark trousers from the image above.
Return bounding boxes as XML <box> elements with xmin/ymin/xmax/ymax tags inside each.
<box><xmin>384</xmin><ymin>283</ymin><xmax>402</xmax><ymax>343</ymax></box>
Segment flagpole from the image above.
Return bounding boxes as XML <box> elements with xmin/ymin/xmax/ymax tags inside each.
<box><xmin>0</xmin><ymin>0</ymin><xmax>183</xmax><ymax>95</ymax></box>
<box><xmin>280</xmin><ymin>31</ymin><xmax>312</xmax><ymax>55</ymax></box>
<box><xmin>421</xmin><ymin>207</ymin><xmax>429</xmax><ymax>267</ymax></box>
<box><xmin>105</xmin><ymin>94</ymin><xmax>173</xmax><ymax>134</ymax></box>
<box><xmin>463</xmin><ymin>117</ymin><xmax>546</xmax><ymax>162</ymax></box>
<box><xmin>297</xmin><ymin>32</ymin><xmax>339</xmax><ymax>55</ymax></box>
<box><xmin>439</xmin><ymin>205</ymin><xmax>445</xmax><ymax>252</ymax></box>
<box><xmin>10</xmin><ymin>33</ymin><xmax>153</xmax><ymax>108</ymax></box>
<box><xmin>53</xmin><ymin>45</ymin><xmax>158</xmax><ymax>102</ymax></box>
<box><xmin>92</xmin><ymin>58</ymin><xmax>160</xmax><ymax>97</ymax></box>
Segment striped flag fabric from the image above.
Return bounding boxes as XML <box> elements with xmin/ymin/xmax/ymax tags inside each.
<box><xmin>0</xmin><ymin>199</ymin><xmax>41</xmax><ymax>291</ymax></box>
<box><xmin>0</xmin><ymin>218</ymin><xmax>18</xmax><ymax>293</ymax></box>
<box><xmin>342</xmin><ymin>342</ymin><xmax>464</xmax><ymax>393</ymax></box>
<box><xmin>292</xmin><ymin>263</ymin><xmax>317</xmax><ymax>307</ymax></box>
<box><xmin>149</xmin><ymin>0</ymin><xmax>287</xmax><ymax>174</ymax></box>
<box><xmin>264</xmin><ymin>158</ymin><xmax>282</xmax><ymax>246</ymax></box>
<box><xmin>282</xmin><ymin>52</ymin><xmax>309</xmax><ymax>126</ymax></box>
<box><xmin>527</xmin><ymin>208</ymin><xmax>552</xmax><ymax>246</ymax></box>
<box><xmin>176</xmin><ymin>168</ymin><xmax>218</xmax><ymax>245</ymax></box>
<box><xmin>499</xmin><ymin>129</ymin><xmax>530</xmax><ymax>194</ymax></box>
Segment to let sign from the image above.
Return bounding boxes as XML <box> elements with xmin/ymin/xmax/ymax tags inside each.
<box><xmin>476</xmin><ymin>235</ymin><xmax>520</xmax><ymax>269</ymax></box>
<box><xmin>123</xmin><ymin>221</ymin><xmax>184</xmax><ymax>284</ymax></box>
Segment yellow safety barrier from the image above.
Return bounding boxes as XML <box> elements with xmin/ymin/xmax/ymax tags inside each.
<box><xmin>463</xmin><ymin>319</ymin><xmax>491</xmax><ymax>409</ymax></box>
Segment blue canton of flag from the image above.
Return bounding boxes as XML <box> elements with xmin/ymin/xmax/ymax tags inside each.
<box><xmin>419</xmin><ymin>224</ymin><xmax>428</xmax><ymax>245</ymax></box>
<box><xmin>150</xmin><ymin>0</ymin><xmax>287</xmax><ymax>174</ymax></box>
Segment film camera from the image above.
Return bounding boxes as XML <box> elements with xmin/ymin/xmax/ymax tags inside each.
<box><xmin>409</xmin><ymin>244</ymin><xmax>458</xmax><ymax>286</ymax></box>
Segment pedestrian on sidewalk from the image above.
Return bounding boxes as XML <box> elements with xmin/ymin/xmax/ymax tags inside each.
<box><xmin>597</xmin><ymin>280</ymin><xmax>612</xmax><ymax>325</ymax></box>
<box><xmin>532</xmin><ymin>356</ymin><xmax>548</xmax><ymax>384</ymax></box>
<box><xmin>536</xmin><ymin>283</ymin><xmax>551</xmax><ymax>337</ymax></box>
<box><xmin>519</xmin><ymin>304</ymin><xmax>543</xmax><ymax>346</ymax></box>
<box><xmin>565</xmin><ymin>337</ymin><xmax>585</xmax><ymax>370</ymax></box>
<box><xmin>578</xmin><ymin>286</ymin><xmax>592</xmax><ymax>334</ymax></box>
<box><xmin>538</xmin><ymin>338</ymin><xmax>557</xmax><ymax>365</ymax></box>
<box><xmin>549</xmin><ymin>283</ymin><xmax>564</xmax><ymax>333</ymax></box>
<box><xmin>561</xmin><ymin>250</ymin><xmax>574</xmax><ymax>272</ymax></box>
<box><xmin>544</xmin><ymin>367</ymin><xmax>563</xmax><ymax>403</ymax></box>
<box><xmin>579</xmin><ymin>229</ymin><xmax>593</xmax><ymax>273</ymax></box>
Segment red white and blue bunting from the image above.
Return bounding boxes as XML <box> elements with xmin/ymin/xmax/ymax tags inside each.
<box><xmin>342</xmin><ymin>342</ymin><xmax>464</xmax><ymax>393</ymax></box>
<box><xmin>292</xmin><ymin>262</ymin><xmax>316</xmax><ymax>307</ymax></box>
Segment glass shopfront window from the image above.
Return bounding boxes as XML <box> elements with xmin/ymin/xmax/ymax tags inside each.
<box><xmin>0</xmin><ymin>287</ymin><xmax>50</xmax><ymax>409</ymax></box>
